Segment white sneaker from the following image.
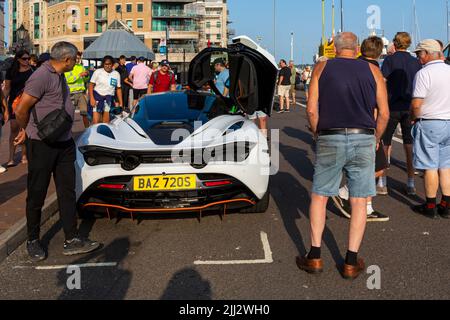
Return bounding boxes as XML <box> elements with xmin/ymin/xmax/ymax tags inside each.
<box><xmin>0</xmin><ymin>166</ymin><xmax>6</xmax><ymax>174</ymax></box>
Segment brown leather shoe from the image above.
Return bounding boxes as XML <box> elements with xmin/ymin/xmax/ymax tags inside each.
<box><xmin>342</xmin><ymin>259</ymin><xmax>366</xmax><ymax>280</ymax></box>
<box><xmin>296</xmin><ymin>256</ymin><xmax>323</xmax><ymax>274</ymax></box>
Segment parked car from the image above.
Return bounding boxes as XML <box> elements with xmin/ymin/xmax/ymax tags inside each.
<box><xmin>75</xmin><ymin>36</ymin><xmax>279</xmax><ymax>217</ymax></box>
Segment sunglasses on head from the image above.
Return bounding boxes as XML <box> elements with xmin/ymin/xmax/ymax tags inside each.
<box><xmin>20</xmin><ymin>56</ymin><xmax>30</xmax><ymax>60</ymax></box>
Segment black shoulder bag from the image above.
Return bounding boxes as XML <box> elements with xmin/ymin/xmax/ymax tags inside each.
<box><xmin>32</xmin><ymin>75</ymin><xmax>73</xmax><ymax>144</ymax></box>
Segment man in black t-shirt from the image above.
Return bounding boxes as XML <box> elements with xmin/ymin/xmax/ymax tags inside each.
<box><xmin>277</xmin><ymin>59</ymin><xmax>292</xmax><ymax>113</ymax></box>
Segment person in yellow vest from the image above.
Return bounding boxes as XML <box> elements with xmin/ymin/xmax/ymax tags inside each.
<box><xmin>65</xmin><ymin>51</ymin><xmax>89</xmax><ymax>128</ymax></box>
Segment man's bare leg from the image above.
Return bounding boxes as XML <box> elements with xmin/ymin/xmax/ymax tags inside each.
<box><xmin>309</xmin><ymin>193</ymin><xmax>328</xmax><ymax>248</ymax></box>
<box><xmin>279</xmin><ymin>96</ymin><xmax>285</xmax><ymax>111</ymax></box>
<box><xmin>258</xmin><ymin>117</ymin><xmax>268</xmax><ymax>138</ymax></box>
<box><xmin>348</xmin><ymin>198</ymin><xmax>368</xmax><ymax>253</ymax></box>
<box><xmin>439</xmin><ymin>169</ymin><xmax>450</xmax><ymax>195</ymax></box>
<box><xmin>424</xmin><ymin>170</ymin><xmax>439</xmax><ymax>198</ymax></box>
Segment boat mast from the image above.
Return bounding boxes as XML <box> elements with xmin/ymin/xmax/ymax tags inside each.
<box><xmin>332</xmin><ymin>0</ymin><xmax>336</xmax><ymax>37</ymax></box>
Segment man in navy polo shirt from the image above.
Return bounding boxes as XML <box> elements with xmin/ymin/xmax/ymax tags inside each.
<box><xmin>379</xmin><ymin>32</ymin><xmax>422</xmax><ymax>196</ymax></box>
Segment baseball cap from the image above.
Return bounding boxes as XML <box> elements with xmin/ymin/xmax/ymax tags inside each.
<box><xmin>160</xmin><ymin>59</ymin><xmax>170</xmax><ymax>67</ymax></box>
<box><xmin>414</xmin><ymin>39</ymin><xmax>442</xmax><ymax>53</ymax></box>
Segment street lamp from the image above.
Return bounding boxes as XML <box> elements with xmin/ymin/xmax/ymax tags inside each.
<box><xmin>16</xmin><ymin>24</ymin><xmax>29</xmax><ymax>51</ymax></box>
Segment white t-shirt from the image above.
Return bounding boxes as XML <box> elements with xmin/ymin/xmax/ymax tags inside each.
<box><xmin>413</xmin><ymin>61</ymin><xmax>450</xmax><ymax>120</ymax></box>
<box><xmin>90</xmin><ymin>68</ymin><xmax>121</xmax><ymax>97</ymax></box>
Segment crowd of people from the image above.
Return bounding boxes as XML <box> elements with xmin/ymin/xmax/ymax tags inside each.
<box><xmin>1</xmin><ymin>34</ymin><xmax>449</xmax><ymax>274</ymax></box>
<box><xmin>296</xmin><ymin>31</ymin><xmax>450</xmax><ymax>280</ymax></box>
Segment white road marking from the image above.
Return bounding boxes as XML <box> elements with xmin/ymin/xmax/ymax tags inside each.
<box><xmin>13</xmin><ymin>262</ymin><xmax>117</xmax><ymax>270</ymax></box>
<box><xmin>194</xmin><ymin>231</ymin><xmax>273</xmax><ymax>265</ymax></box>
<box><xmin>296</xmin><ymin>102</ymin><xmax>307</xmax><ymax>108</ymax></box>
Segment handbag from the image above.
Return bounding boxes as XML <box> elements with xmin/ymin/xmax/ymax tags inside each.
<box><xmin>32</xmin><ymin>75</ymin><xmax>73</xmax><ymax>144</ymax></box>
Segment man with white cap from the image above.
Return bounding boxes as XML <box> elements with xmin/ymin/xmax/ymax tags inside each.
<box><xmin>411</xmin><ymin>39</ymin><xmax>450</xmax><ymax>219</ymax></box>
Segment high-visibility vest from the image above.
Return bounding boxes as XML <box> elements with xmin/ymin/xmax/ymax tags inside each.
<box><xmin>65</xmin><ymin>64</ymin><xmax>87</xmax><ymax>93</ymax></box>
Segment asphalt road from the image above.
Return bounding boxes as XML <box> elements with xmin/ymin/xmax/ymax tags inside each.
<box><xmin>1</xmin><ymin>91</ymin><xmax>449</xmax><ymax>300</ymax></box>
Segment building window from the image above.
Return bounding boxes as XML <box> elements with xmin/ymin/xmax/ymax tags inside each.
<box><xmin>126</xmin><ymin>4</ymin><xmax>132</xmax><ymax>13</ymax></box>
<box><xmin>63</xmin><ymin>24</ymin><xmax>66</xmax><ymax>33</ymax></box>
<box><xmin>206</xmin><ymin>34</ymin><xmax>211</xmax><ymax>40</ymax></box>
<box><xmin>116</xmin><ymin>4</ymin><xmax>122</xmax><ymax>13</ymax></box>
<box><xmin>206</xmin><ymin>22</ymin><xmax>211</xmax><ymax>28</ymax></box>
<box><xmin>126</xmin><ymin>20</ymin><xmax>133</xmax><ymax>28</ymax></box>
<box><xmin>217</xmin><ymin>21</ymin><xmax>221</xmax><ymax>28</ymax></box>
<box><xmin>137</xmin><ymin>19</ymin><xmax>143</xmax><ymax>29</ymax></box>
<box><xmin>85</xmin><ymin>23</ymin><xmax>89</xmax><ymax>31</ymax></box>
<box><xmin>217</xmin><ymin>34</ymin><xmax>221</xmax><ymax>40</ymax></box>
<box><xmin>96</xmin><ymin>23</ymin><xmax>103</xmax><ymax>33</ymax></box>
<box><xmin>137</xmin><ymin>4</ymin><xmax>144</xmax><ymax>12</ymax></box>
<box><xmin>85</xmin><ymin>7</ymin><xmax>89</xmax><ymax>16</ymax></box>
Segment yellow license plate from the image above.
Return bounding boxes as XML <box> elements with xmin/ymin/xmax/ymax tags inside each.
<box><xmin>133</xmin><ymin>175</ymin><xmax>197</xmax><ymax>191</ymax></box>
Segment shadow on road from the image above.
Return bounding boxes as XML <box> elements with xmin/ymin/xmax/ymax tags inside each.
<box><xmin>0</xmin><ymin>173</ymin><xmax>27</xmax><ymax>206</ymax></box>
<box><xmin>160</xmin><ymin>268</ymin><xmax>212</xmax><ymax>300</ymax></box>
<box><xmin>57</xmin><ymin>237</ymin><xmax>132</xmax><ymax>300</ymax></box>
<box><xmin>41</xmin><ymin>216</ymin><xmax>97</xmax><ymax>250</ymax></box>
<box><xmin>271</xmin><ymin>171</ymin><xmax>345</xmax><ymax>267</ymax></box>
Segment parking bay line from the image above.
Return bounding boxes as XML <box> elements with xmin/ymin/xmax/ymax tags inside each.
<box><xmin>194</xmin><ymin>231</ymin><xmax>273</xmax><ymax>265</ymax></box>
<box><xmin>13</xmin><ymin>262</ymin><xmax>118</xmax><ymax>270</ymax></box>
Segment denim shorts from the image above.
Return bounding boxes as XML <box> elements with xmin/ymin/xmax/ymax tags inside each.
<box><xmin>412</xmin><ymin>120</ymin><xmax>450</xmax><ymax>170</ymax></box>
<box><xmin>312</xmin><ymin>134</ymin><xmax>376</xmax><ymax>198</ymax></box>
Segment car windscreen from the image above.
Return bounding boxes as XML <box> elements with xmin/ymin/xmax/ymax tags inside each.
<box><xmin>131</xmin><ymin>91</ymin><xmax>230</xmax><ymax>144</ymax></box>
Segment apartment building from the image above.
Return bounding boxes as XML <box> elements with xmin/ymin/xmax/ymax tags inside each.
<box><xmin>9</xmin><ymin>0</ymin><xmax>229</xmax><ymax>65</ymax></box>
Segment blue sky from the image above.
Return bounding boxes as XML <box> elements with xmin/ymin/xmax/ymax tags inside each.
<box><xmin>228</xmin><ymin>0</ymin><xmax>449</xmax><ymax>63</ymax></box>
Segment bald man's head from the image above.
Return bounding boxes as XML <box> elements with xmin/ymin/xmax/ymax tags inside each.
<box><xmin>335</xmin><ymin>32</ymin><xmax>358</xmax><ymax>56</ymax></box>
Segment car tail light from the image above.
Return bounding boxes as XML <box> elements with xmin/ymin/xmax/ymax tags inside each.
<box><xmin>203</xmin><ymin>180</ymin><xmax>232</xmax><ymax>187</ymax></box>
<box><xmin>98</xmin><ymin>184</ymin><xmax>126</xmax><ymax>190</ymax></box>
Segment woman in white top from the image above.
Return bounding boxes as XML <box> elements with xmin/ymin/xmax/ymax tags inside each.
<box><xmin>89</xmin><ymin>56</ymin><xmax>123</xmax><ymax>124</ymax></box>
<box><xmin>302</xmin><ymin>66</ymin><xmax>312</xmax><ymax>102</ymax></box>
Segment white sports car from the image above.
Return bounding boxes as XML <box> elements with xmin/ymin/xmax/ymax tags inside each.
<box><xmin>75</xmin><ymin>36</ymin><xmax>279</xmax><ymax>217</ymax></box>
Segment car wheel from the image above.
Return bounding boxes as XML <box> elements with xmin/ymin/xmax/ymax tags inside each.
<box><xmin>240</xmin><ymin>190</ymin><xmax>270</xmax><ymax>214</ymax></box>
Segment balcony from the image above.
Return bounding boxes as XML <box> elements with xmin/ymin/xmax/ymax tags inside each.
<box><xmin>95</xmin><ymin>16</ymin><xmax>108</xmax><ymax>22</ymax></box>
<box><xmin>153</xmin><ymin>25</ymin><xmax>198</xmax><ymax>32</ymax></box>
<box><xmin>94</xmin><ymin>0</ymin><xmax>108</xmax><ymax>6</ymax></box>
<box><xmin>152</xmin><ymin>9</ymin><xmax>198</xmax><ymax>19</ymax></box>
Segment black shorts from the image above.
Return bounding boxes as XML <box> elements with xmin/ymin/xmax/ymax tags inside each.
<box><xmin>382</xmin><ymin>111</ymin><xmax>413</xmax><ymax>146</ymax></box>
<box><xmin>375</xmin><ymin>141</ymin><xmax>388</xmax><ymax>172</ymax></box>
<box><xmin>133</xmin><ymin>89</ymin><xmax>147</xmax><ymax>100</ymax></box>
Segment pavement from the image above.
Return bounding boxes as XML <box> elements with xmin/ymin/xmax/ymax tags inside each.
<box><xmin>0</xmin><ymin>91</ymin><xmax>449</xmax><ymax>300</ymax></box>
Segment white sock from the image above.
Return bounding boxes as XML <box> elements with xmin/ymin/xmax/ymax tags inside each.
<box><xmin>339</xmin><ymin>185</ymin><xmax>349</xmax><ymax>200</ymax></box>
<box><xmin>367</xmin><ymin>202</ymin><xmax>374</xmax><ymax>215</ymax></box>
<box><xmin>407</xmin><ymin>178</ymin><xmax>415</xmax><ymax>188</ymax></box>
<box><xmin>378</xmin><ymin>176</ymin><xmax>387</xmax><ymax>188</ymax></box>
